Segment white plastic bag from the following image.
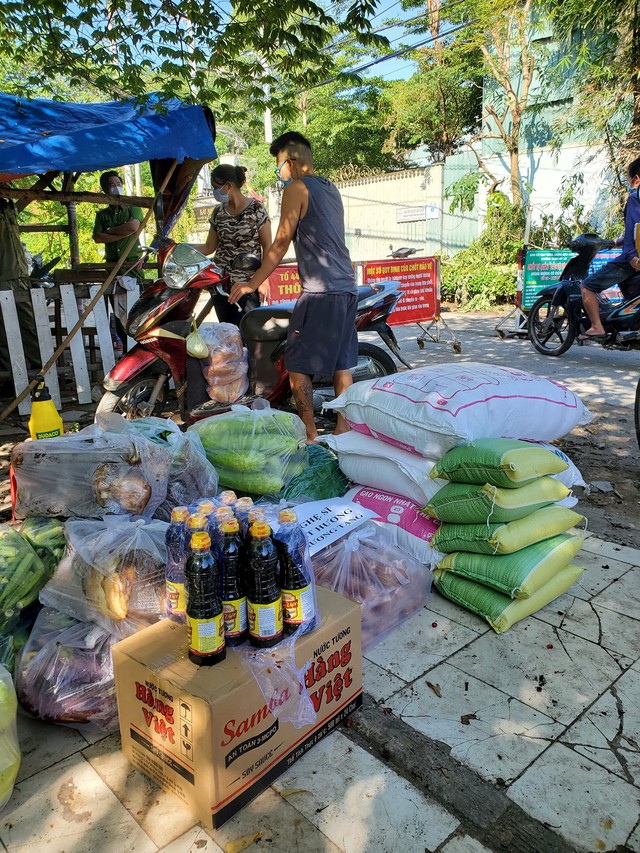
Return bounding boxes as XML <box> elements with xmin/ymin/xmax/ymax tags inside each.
<box><xmin>321</xmin><ymin>432</ymin><xmax>444</xmax><ymax>505</ymax></box>
<box><xmin>313</xmin><ymin>522</ymin><xmax>432</xmax><ymax>651</ymax></box>
<box><xmin>96</xmin><ymin>414</ymin><xmax>218</xmax><ymax>521</ymax></box>
<box><xmin>190</xmin><ymin>403</ymin><xmax>308</xmax><ymax>495</ymax></box>
<box><xmin>40</xmin><ymin>517</ymin><xmax>167</xmax><ymax>638</ymax></box>
<box><xmin>12</xmin><ymin>423</ymin><xmax>171</xmax><ymax>518</ymax></box>
<box><xmin>237</xmin><ymin>630</ymin><xmax>316</xmax><ymax>729</ymax></box>
<box><xmin>326</xmin><ymin>363</ymin><xmax>593</xmax><ymax>459</ymax></box>
<box><xmin>0</xmin><ymin>663</ymin><xmax>20</xmax><ymax>812</ymax></box>
<box><xmin>200</xmin><ymin>323</ymin><xmax>249</xmax><ymax>403</ymax></box>
<box><xmin>16</xmin><ymin>607</ymin><xmax>118</xmax><ymax>733</ymax></box>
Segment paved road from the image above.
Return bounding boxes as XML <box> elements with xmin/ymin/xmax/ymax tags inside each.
<box><xmin>360</xmin><ymin>310</ymin><xmax>640</xmax><ymax>411</ymax></box>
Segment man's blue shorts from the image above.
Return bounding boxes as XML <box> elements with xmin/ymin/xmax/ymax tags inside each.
<box><xmin>582</xmin><ymin>260</ymin><xmax>634</xmax><ymax>293</ymax></box>
<box><xmin>285</xmin><ymin>291</ymin><xmax>358</xmax><ymax>377</ymax></box>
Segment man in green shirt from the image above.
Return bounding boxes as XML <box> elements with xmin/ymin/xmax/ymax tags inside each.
<box><xmin>0</xmin><ymin>199</ymin><xmax>41</xmax><ymax>377</ymax></box>
<box><xmin>93</xmin><ymin>170</ymin><xmax>145</xmax><ymax>345</ymax></box>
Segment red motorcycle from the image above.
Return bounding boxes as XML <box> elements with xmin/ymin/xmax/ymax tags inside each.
<box><xmin>97</xmin><ymin>239</ymin><xmax>410</xmax><ymax>421</ymax></box>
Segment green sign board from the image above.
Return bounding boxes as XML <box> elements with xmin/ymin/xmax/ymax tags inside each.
<box><xmin>522</xmin><ymin>250</ymin><xmax>574</xmax><ymax>309</ymax></box>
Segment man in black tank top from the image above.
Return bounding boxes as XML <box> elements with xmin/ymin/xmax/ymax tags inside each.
<box><xmin>229</xmin><ymin>131</ymin><xmax>357</xmax><ymax>443</ymax></box>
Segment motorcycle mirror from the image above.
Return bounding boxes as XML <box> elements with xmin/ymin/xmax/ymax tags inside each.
<box><xmin>232</xmin><ymin>252</ymin><xmax>261</xmax><ymax>272</ymax></box>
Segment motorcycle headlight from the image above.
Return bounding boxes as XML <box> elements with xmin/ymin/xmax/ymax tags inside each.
<box><xmin>162</xmin><ymin>244</ymin><xmax>212</xmax><ymax>289</ymax></box>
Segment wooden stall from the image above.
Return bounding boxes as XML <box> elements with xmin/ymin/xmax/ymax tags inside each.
<box><xmin>0</xmin><ymin>93</ymin><xmax>218</xmax><ymax>417</ymax></box>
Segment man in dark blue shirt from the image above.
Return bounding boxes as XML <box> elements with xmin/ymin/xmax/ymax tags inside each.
<box><xmin>580</xmin><ymin>156</ymin><xmax>640</xmax><ymax>339</ymax></box>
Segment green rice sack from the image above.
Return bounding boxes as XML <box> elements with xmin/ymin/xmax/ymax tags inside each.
<box><xmin>423</xmin><ymin>477</ymin><xmax>570</xmax><ymax>524</ymax></box>
<box><xmin>431</xmin><ymin>505</ymin><xmax>584</xmax><ymax>555</ymax></box>
<box><xmin>434</xmin><ymin>563</ymin><xmax>585</xmax><ymax>633</ymax></box>
<box><xmin>430</xmin><ymin>438</ymin><xmax>568</xmax><ymax>488</ymax></box>
<box><xmin>437</xmin><ymin>533</ymin><xmax>584</xmax><ymax>599</ymax></box>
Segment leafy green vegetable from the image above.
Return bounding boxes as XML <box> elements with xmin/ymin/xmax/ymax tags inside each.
<box><xmin>283</xmin><ymin>445</ymin><xmax>349</xmax><ymax>501</ymax></box>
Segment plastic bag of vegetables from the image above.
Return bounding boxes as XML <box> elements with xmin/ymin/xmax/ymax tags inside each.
<box><xmin>0</xmin><ymin>603</ymin><xmax>41</xmax><ymax>675</ymax></box>
<box><xmin>11</xmin><ymin>424</ymin><xmax>171</xmax><ymax>519</ymax></box>
<box><xmin>189</xmin><ymin>403</ymin><xmax>308</xmax><ymax>496</ymax></box>
<box><xmin>20</xmin><ymin>517</ymin><xmax>66</xmax><ymax>577</ymax></box>
<box><xmin>39</xmin><ymin>516</ymin><xmax>167</xmax><ymax>639</ymax></box>
<box><xmin>95</xmin><ymin>413</ymin><xmax>218</xmax><ymax>521</ymax></box>
<box><xmin>0</xmin><ymin>663</ymin><xmax>20</xmax><ymax>812</ymax></box>
<box><xmin>0</xmin><ymin>524</ymin><xmax>51</xmax><ymax>635</ymax></box>
<box><xmin>16</xmin><ymin>607</ymin><xmax>118</xmax><ymax>733</ymax></box>
<box><xmin>283</xmin><ymin>444</ymin><xmax>349</xmax><ymax>502</ymax></box>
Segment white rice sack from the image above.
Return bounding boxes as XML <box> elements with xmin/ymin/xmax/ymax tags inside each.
<box><xmin>534</xmin><ymin>443</ymin><xmax>586</xmax><ymax>489</ymax></box>
<box><xmin>321</xmin><ymin>432</ymin><xmax>445</xmax><ymax>506</ymax></box>
<box><xmin>326</xmin><ymin>363</ymin><xmax>592</xmax><ymax>459</ymax></box>
<box><xmin>345</xmin><ymin>486</ymin><xmax>444</xmax><ymax>566</ymax></box>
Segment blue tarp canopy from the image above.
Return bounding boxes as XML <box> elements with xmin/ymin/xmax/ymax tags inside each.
<box><xmin>0</xmin><ymin>93</ymin><xmax>217</xmax><ymax>181</ymax></box>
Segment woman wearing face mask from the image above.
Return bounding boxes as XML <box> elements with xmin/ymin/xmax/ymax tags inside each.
<box><xmin>194</xmin><ymin>164</ymin><xmax>271</xmax><ymax>324</ymax></box>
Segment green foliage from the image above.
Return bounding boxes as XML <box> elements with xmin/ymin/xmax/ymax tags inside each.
<box><xmin>527</xmin><ymin>173</ymin><xmax>599</xmax><ymax>249</ymax></box>
<box><xmin>0</xmin><ymin>0</ymin><xmax>386</xmax><ymax>120</ymax></box>
<box><xmin>541</xmin><ymin>0</ymin><xmax>639</xmax><ymax>156</ymax></box>
<box><xmin>302</xmin><ymin>78</ymin><xmax>400</xmax><ymax>180</ymax></box>
<box><xmin>445</xmin><ymin>171</ymin><xmax>486</xmax><ymax>214</ymax></box>
<box><xmin>440</xmin><ymin>193</ymin><xmax>523</xmax><ymax>309</ymax></box>
<box><xmin>380</xmin><ymin>45</ymin><xmax>483</xmax><ymax>160</ymax></box>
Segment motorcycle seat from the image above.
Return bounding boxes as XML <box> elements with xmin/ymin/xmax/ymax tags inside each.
<box><xmin>357</xmin><ymin>285</ymin><xmax>380</xmax><ymax>301</ymax></box>
<box><xmin>240</xmin><ymin>306</ymin><xmax>293</xmax><ymax>341</ymax></box>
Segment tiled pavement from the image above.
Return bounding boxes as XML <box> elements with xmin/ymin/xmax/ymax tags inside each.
<box><xmin>1</xmin><ymin>533</ymin><xmax>639</xmax><ymax>853</ymax></box>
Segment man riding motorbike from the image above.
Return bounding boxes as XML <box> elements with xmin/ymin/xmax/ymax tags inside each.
<box><xmin>580</xmin><ymin>156</ymin><xmax>640</xmax><ymax>340</ymax></box>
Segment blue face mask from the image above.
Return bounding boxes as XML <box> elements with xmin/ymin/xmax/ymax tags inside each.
<box><xmin>213</xmin><ymin>186</ymin><xmax>229</xmax><ymax>204</ymax></box>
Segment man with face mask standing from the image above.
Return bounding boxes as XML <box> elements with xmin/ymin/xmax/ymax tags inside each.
<box><xmin>93</xmin><ymin>171</ymin><xmax>145</xmax><ymax>346</ymax></box>
<box><xmin>229</xmin><ymin>131</ymin><xmax>357</xmax><ymax>443</ymax></box>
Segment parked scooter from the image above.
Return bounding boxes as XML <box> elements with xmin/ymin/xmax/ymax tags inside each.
<box><xmin>388</xmin><ymin>245</ymin><xmax>418</xmax><ymax>259</ymax></box>
<box><xmin>97</xmin><ymin>240</ymin><xmax>410</xmax><ymax>420</ymax></box>
<box><xmin>527</xmin><ymin>233</ymin><xmax>640</xmax><ymax>356</ymax></box>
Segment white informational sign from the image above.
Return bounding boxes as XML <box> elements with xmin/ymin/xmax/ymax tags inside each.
<box><xmin>292</xmin><ymin>499</ymin><xmax>377</xmax><ymax>557</ymax></box>
<box><xmin>396</xmin><ymin>206</ymin><xmax>427</xmax><ymax>224</ymax></box>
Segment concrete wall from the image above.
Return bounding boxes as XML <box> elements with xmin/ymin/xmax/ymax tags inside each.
<box><xmin>193</xmin><ymin>142</ymin><xmax>612</xmax><ymax>260</ymax></box>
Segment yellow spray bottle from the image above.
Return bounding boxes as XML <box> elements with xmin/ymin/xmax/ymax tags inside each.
<box><xmin>28</xmin><ymin>376</ymin><xmax>64</xmax><ymax>440</ymax></box>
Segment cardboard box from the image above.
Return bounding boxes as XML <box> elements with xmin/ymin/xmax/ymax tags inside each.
<box><xmin>112</xmin><ymin>588</ymin><xmax>362</xmax><ymax>828</ymax></box>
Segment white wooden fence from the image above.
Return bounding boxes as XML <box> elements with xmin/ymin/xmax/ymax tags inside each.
<box><xmin>0</xmin><ymin>284</ymin><xmax>140</xmax><ymax>416</ymax></box>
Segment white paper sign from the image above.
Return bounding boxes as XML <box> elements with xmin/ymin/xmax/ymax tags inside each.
<box><xmin>291</xmin><ymin>499</ymin><xmax>377</xmax><ymax>557</ymax></box>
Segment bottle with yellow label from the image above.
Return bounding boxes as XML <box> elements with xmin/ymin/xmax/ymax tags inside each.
<box><xmin>185</xmin><ymin>531</ymin><xmax>225</xmax><ymax>666</ymax></box>
<box><xmin>247</xmin><ymin>521</ymin><xmax>283</xmax><ymax>648</ymax></box>
<box><xmin>275</xmin><ymin>509</ymin><xmax>317</xmax><ymax>635</ymax></box>
<box><xmin>28</xmin><ymin>376</ymin><xmax>63</xmax><ymax>441</ymax></box>
<box><xmin>164</xmin><ymin>505</ymin><xmax>189</xmax><ymax>623</ymax></box>
<box><xmin>220</xmin><ymin>518</ymin><xmax>247</xmax><ymax>646</ymax></box>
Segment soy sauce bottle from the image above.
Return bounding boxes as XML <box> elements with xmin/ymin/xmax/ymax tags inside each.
<box><xmin>220</xmin><ymin>518</ymin><xmax>248</xmax><ymax>646</ymax></box>
<box><xmin>164</xmin><ymin>505</ymin><xmax>190</xmax><ymax>623</ymax></box>
<box><xmin>185</xmin><ymin>531</ymin><xmax>225</xmax><ymax>666</ymax></box>
<box><xmin>235</xmin><ymin>497</ymin><xmax>254</xmax><ymax>537</ymax></box>
<box><xmin>247</xmin><ymin>521</ymin><xmax>283</xmax><ymax>648</ymax></box>
<box><xmin>219</xmin><ymin>490</ymin><xmax>238</xmax><ymax>509</ymax></box>
<box><xmin>212</xmin><ymin>506</ymin><xmax>234</xmax><ymax>560</ymax></box>
<box><xmin>276</xmin><ymin>509</ymin><xmax>316</xmax><ymax>635</ymax></box>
